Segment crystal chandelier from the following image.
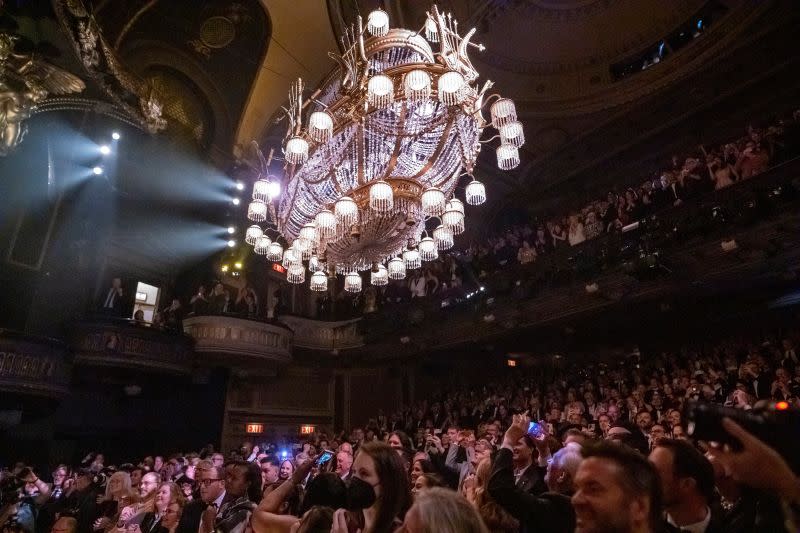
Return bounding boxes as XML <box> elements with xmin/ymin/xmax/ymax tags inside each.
<box><xmin>242</xmin><ymin>5</ymin><xmax>522</xmax><ymax>292</ymax></box>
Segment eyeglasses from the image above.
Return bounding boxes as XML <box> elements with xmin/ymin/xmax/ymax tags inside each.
<box><xmin>198</xmin><ymin>479</ymin><xmax>222</xmax><ymax>487</ymax></box>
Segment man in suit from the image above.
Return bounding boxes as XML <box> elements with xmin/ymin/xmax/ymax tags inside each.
<box><xmin>178</xmin><ymin>462</ymin><xmax>234</xmax><ymax>533</ymax></box>
<box><xmin>335</xmin><ymin>451</ymin><xmax>353</xmax><ymax>482</ymax></box>
<box><xmin>649</xmin><ymin>439</ymin><xmax>725</xmax><ymax>533</ymax></box>
<box><xmin>488</xmin><ymin>414</ymin><xmax>575</xmax><ymax>533</ymax></box>
<box><xmin>100</xmin><ymin>278</ymin><xmax>126</xmax><ymax>316</ymax></box>
<box><xmin>512</xmin><ymin>434</ymin><xmax>548</xmax><ymax>495</ymax></box>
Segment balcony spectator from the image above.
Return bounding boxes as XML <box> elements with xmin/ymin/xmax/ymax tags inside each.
<box><xmin>190</xmin><ymin>285</ymin><xmax>209</xmax><ymax>315</ymax></box>
<box><xmin>100</xmin><ymin>278</ymin><xmax>126</xmax><ymax>316</ymax></box>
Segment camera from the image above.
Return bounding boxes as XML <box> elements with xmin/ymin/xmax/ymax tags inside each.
<box><xmin>685</xmin><ymin>400</ymin><xmax>800</xmax><ymax>473</ymax></box>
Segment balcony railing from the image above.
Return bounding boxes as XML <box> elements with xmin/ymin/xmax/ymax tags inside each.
<box><xmin>280</xmin><ymin>315</ymin><xmax>363</xmax><ymax>351</ymax></box>
<box><xmin>0</xmin><ymin>330</ymin><xmax>70</xmax><ymax>397</ymax></box>
<box><xmin>68</xmin><ymin>317</ymin><xmax>194</xmax><ymax>375</ymax></box>
<box><xmin>182</xmin><ymin>314</ymin><xmax>293</xmax><ymax>365</ymax></box>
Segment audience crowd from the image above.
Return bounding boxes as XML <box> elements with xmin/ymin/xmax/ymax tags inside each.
<box><xmin>3</xmin><ymin>324</ymin><xmax>799</xmax><ymax>533</ymax></box>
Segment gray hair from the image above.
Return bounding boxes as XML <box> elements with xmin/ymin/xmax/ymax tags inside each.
<box><xmin>412</xmin><ymin>487</ymin><xmax>489</xmax><ymax>533</ymax></box>
<box><xmin>546</xmin><ymin>442</ymin><xmax>583</xmax><ymax>489</ymax></box>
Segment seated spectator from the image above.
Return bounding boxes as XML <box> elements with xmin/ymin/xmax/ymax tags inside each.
<box><xmin>567</xmin><ymin>215</ymin><xmax>586</xmax><ymax>246</ymax></box>
<box><xmin>466</xmin><ymin>458</ymin><xmax>519</xmax><ymax>533</ymax></box>
<box><xmin>394</xmin><ymin>487</ymin><xmax>489</xmax><ymax>533</ymax></box>
<box><xmin>517</xmin><ymin>240</ymin><xmax>536</xmax><ymax>265</ymax></box>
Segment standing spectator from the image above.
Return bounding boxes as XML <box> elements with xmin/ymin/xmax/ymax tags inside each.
<box><xmin>567</xmin><ymin>215</ymin><xmax>586</xmax><ymax>246</ymax></box>
<box><xmin>190</xmin><ymin>286</ymin><xmax>209</xmax><ymax>315</ymax></box>
<box><xmin>100</xmin><ymin>278</ymin><xmax>125</xmax><ymax>316</ymax></box>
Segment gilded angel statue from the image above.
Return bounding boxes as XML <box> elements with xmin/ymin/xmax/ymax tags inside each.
<box><xmin>0</xmin><ymin>31</ymin><xmax>85</xmax><ymax>156</ymax></box>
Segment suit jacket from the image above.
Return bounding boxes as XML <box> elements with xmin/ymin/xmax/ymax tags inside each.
<box><xmin>488</xmin><ymin>448</ymin><xmax>575</xmax><ymax>533</ymax></box>
<box><xmin>175</xmin><ymin>494</ymin><xmax>236</xmax><ymax>533</ymax></box>
<box><xmin>515</xmin><ymin>462</ymin><xmax>547</xmax><ymax>496</ymax></box>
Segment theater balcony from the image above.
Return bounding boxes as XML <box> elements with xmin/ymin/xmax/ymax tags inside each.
<box><xmin>182</xmin><ymin>314</ymin><xmax>293</xmax><ymax>367</ymax></box>
<box><xmin>0</xmin><ymin>330</ymin><xmax>71</xmax><ymax>398</ymax></box>
<box><xmin>67</xmin><ymin>317</ymin><xmax>194</xmax><ymax>375</ymax></box>
<box><xmin>280</xmin><ymin>316</ymin><xmax>363</xmax><ymax>352</ymax></box>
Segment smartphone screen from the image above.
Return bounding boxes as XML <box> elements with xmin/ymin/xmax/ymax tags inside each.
<box><xmin>527</xmin><ymin>422</ymin><xmax>543</xmax><ymax>438</ymax></box>
<box><xmin>433</xmin><ymin>429</ymin><xmax>442</xmax><ymax>435</ymax></box>
<box><xmin>315</xmin><ymin>450</ymin><xmax>334</xmax><ymax>466</ymax></box>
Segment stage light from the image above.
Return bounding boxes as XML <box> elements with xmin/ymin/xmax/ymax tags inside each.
<box><xmin>227</xmin><ymin>226</ymin><xmax>235</xmax><ymax>234</ymax></box>
<box><xmin>112</xmin><ymin>131</ymin><xmax>121</xmax><ymax>140</ymax></box>
<box><xmin>221</xmin><ymin>265</ymin><xmax>229</xmax><ymax>272</ymax></box>
<box><xmin>227</xmin><ymin>239</ymin><xmax>236</xmax><ymax>247</ymax></box>
<box><xmin>92</xmin><ymin>166</ymin><xmax>103</xmax><ymax>175</ymax></box>
<box><xmin>234</xmin><ymin>262</ymin><xmax>242</xmax><ymax>269</ymax></box>
<box><xmin>99</xmin><ymin>145</ymin><xmax>111</xmax><ymax>155</ymax></box>
<box><xmin>232</xmin><ymin>198</ymin><xmax>241</xmax><ymax>206</ymax></box>
<box><xmin>235</xmin><ymin>181</ymin><xmax>245</xmax><ymax>191</ymax></box>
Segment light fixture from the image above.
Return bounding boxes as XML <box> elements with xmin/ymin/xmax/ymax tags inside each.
<box><xmin>310</xmin><ymin>271</ymin><xmax>328</xmax><ymax>291</ymax></box>
<box><xmin>227</xmin><ymin>239</ymin><xmax>236</xmax><ymax>248</ymax></box>
<box><xmin>404</xmin><ymin>70</ymin><xmax>432</xmax><ymax>101</ymax></box>
<box><xmin>111</xmin><ymin>131</ymin><xmax>121</xmax><ymax>140</ymax></box>
<box><xmin>232</xmin><ymin>197</ymin><xmax>241</xmax><ymax>206</ymax></box>
<box><xmin>369</xmin><ymin>180</ymin><xmax>393</xmax><ymax>212</ymax></box>
<box><xmin>253</xmin><ymin>179</ymin><xmax>270</xmax><ymax>201</ymax></box>
<box><xmin>418</xmin><ymin>236</ymin><xmax>438</xmax><ymax>261</ymax></box>
<box><xmin>438</xmin><ymin>71</ymin><xmax>466</xmax><ymax>105</ymax></box>
<box><xmin>285</xmin><ymin>136</ymin><xmax>309</xmax><ymax>165</ymax></box>
<box><xmin>99</xmin><ymin>145</ymin><xmax>111</xmax><ymax>155</ymax></box>
<box><xmin>490</xmin><ymin>98</ymin><xmax>517</xmax><ymax>127</ymax></box>
<box><xmin>287</xmin><ymin>264</ymin><xmax>305</xmax><ymax>284</ymax></box>
<box><xmin>221</xmin><ymin>264</ymin><xmax>229</xmax><ymax>273</ymax></box>
<box><xmin>266</xmin><ymin>180</ymin><xmax>281</xmax><ymax>199</ymax></box>
<box><xmin>308</xmin><ymin>255</ymin><xmax>322</xmax><ymax>272</ymax></box>
<box><xmin>496</xmin><ymin>143</ymin><xmax>520</xmax><ymax>170</ymax></box>
<box><xmin>403</xmin><ymin>248</ymin><xmax>421</xmax><ymax>270</ymax></box>
<box><xmin>235</xmin><ymin>181</ymin><xmax>245</xmax><ymax>191</ymax></box>
<box><xmin>344</xmin><ymin>272</ymin><xmax>362</xmax><ymax>293</ymax></box>
<box><xmin>367</xmin><ymin>74</ymin><xmax>394</xmax><ymax>108</ymax></box>
<box><xmin>388</xmin><ymin>256</ymin><xmax>406</xmax><ymax>279</ymax></box>
<box><xmin>269</xmin><ymin>5</ymin><xmax>519</xmax><ymax>288</ymax></box>
<box><xmin>282</xmin><ymin>247</ymin><xmax>300</xmax><ymax>268</ymax></box>
<box><xmin>266</xmin><ymin>241</ymin><xmax>283</xmax><ymax>262</ymax></box>
<box><xmin>499</xmin><ymin>121</ymin><xmax>525</xmax><ymax>148</ymax></box>
<box><xmin>367</xmin><ymin>9</ymin><xmax>390</xmax><ymax>37</ymax></box>
<box><xmin>315</xmin><ymin>210</ymin><xmax>337</xmax><ymax>240</ymax></box>
<box><xmin>465</xmin><ymin>179</ymin><xmax>486</xmax><ymax>205</ymax></box>
<box><xmin>308</xmin><ymin>111</ymin><xmax>333</xmax><ymax>143</ymax></box>
<box><xmin>92</xmin><ymin>166</ymin><xmax>103</xmax><ymax>175</ymax></box>
<box><xmin>421</xmin><ymin>187</ymin><xmax>445</xmax><ymax>217</ymax></box>
<box><xmin>227</xmin><ymin>226</ymin><xmax>235</xmax><ymax>234</ymax></box>
<box><xmin>247</xmin><ymin>199</ymin><xmax>268</xmax><ymax>222</ymax></box>
<box><xmin>433</xmin><ymin>224</ymin><xmax>454</xmax><ymax>250</ymax></box>
<box><xmin>254</xmin><ymin>235</ymin><xmax>271</xmax><ymax>255</ymax></box>
<box><xmin>246</xmin><ymin>225</ymin><xmax>264</xmax><ymax>245</ymax></box>
<box><xmin>371</xmin><ymin>264</ymin><xmax>388</xmax><ymax>286</ymax></box>
<box><xmin>234</xmin><ymin>262</ymin><xmax>243</xmax><ymax>269</ymax></box>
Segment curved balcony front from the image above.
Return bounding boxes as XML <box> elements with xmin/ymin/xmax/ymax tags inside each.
<box><xmin>68</xmin><ymin>318</ymin><xmax>194</xmax><ymax>375</ymax></box>
<box><xmin>280</xmin><ymin>316</ymin><xmax>363</xmax><ymax>351</ymax></box>
<box><xmin>182</xmin><ymin>315</ymin><xmax>293</xmax><ymax>366</ymax></box>
<box><xmin>0</xmin><ymin>330</ymin><xmax>71</xmax><ymax>398</ymax></box>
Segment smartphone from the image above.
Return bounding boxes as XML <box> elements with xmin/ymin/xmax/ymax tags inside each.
<box><xmin>315</xmin><ymin>450</ymin><xmax>335</xmax><ymax>467</ymax></box>
<box><xmin>588</xmin><ymin>423</ymin><xmax>596</xmax><ymax>432</ymax></box>
<box><xmin>527</xmin><ymin>421</ymin><xmax>543</xmax><ymax>439</ymax></box>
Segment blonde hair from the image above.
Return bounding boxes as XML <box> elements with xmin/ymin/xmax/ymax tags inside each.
<box><xmin>472</xmin><ymin>459</ymin><xmax>519</xmax><ymax>533</ymax></box>
<box><xmin>412</xmin><ymin>488</ymin><xmax>489</xmax><ymax>533</ymax></box>
<box><xmin>104</xmin><ymin>471</ymin><xmax>133</xmax><ymax>501</ymax></box>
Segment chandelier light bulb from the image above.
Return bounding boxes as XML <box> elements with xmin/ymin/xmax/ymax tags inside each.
<box><xmin>247</xmin><ymin>199</ymin><xmax>268</xmax><ymax>222</ymax></box>
<box><xmin>253</xmin><ymin>234</ymin><xmax>271</xmax><ymax>255</ymax></box>
<box><xmin>371</xmin><ymin>264</ymin><xmax>388</xmax><ymax>286</ymax></box>
<box><xmin>443</xmin><ymin>205</ymin><xmax>465</xmax><ymax>235</ymax></box>
<box><xmin>285</xmin><ymin>136</ymin><xmax>309</xmax><ymax>165</ymax></box>
<box><xmin>367</xmin><ymin>9</ymin><xmax>390</xmax><ymax>37</ymax></box>
<box><xmin>433</xmin><ymin>224</ymin><xmax>454</xmax><ymax>250</ymax></box>
<box><xmin>425</xmin><ymin>17</ymin><xmax>439</xmax><ymax>42</ymax></box>
<box><xmin>310</xmin><ymin>271</ymin><xmax>328</xmax><ymax>292</ymax></box>
<box><xmin>404</xmin><ymin>70</ymin><xmax>432</xmax><ymax>101</ymax></box>
<box><xmin>388</xmin><ymin>256</ymin><xmax>406</xmax><ymax>280</ymax></box>
<box><xmin>253</xmin><ymin>178</ymin><xmax>270</xmax><ymax>201</ymax></box>
<box><xmin>315</xmin><ymin>209</ymin><xmax>337</xmax><ymax>240</ymax></box>
<box><xmin>282</xmin><ymin>246</ymin><xmax>300</xmax><ymax>268</ymax></box>
<box><xmin>369</xmin><ymin>180</ymin><xmax>394</xmax><ymax>213</ymax></box>
<box><xmin>266</xmin><ymin>241</ymin><xmax>283</xmax><ymax>262</ymax></box>
<box><xmin>287</xmin><ymin>264</ymin><xmax>306</xmax><ymax>284</ymax></box>
<box><xmin>344</xmin><ymin>272</ymin><xmax>363</xmax><ymax>293</ymax></box>
<box><xmin>447</xmin><ymin>198</ymin><xmax>465</xmax><ymax>215</ymax></box>
<box><xmin>245</xmin><ymin>224</ymin><xmax>264</xmax><ymax>245</ymax></box>
<box><xmin>266</xmin><ymin>179</ymin><xmax>281</xmax><ymax>199</ymax></box>
<box><xmin>368</xmin><ymin>74</ymin><xmax>395</xmax><ymax>108</ymax></box>
<box><xmin>421</xmin><ymin>186</ymin><xmax>445</xmax><ymax>217</ymax></box>
<box><xmin>335</xmin><ymin>196</ymin><xmax>359</xmax><ymax>229</ymax></box>
<box><xmin>418</xmin><ymin>236</ymin><xmax>438</xmax><ymax>261</ymax></box>
<box><xmin>299</xmin><ymin>222</ymin><xmax>317</xmax><ymax>242</ymax></box>
<box><xmin>497</xmin><ymin>143</ymin><xmax>521</xmax><ymax>170</ymax></box>
<box><xmin>491</xmin><ymin>98</ymin><xmax>517</xmax><ymax>127</ymax></box>
<box><xmin>403</xmin><ymin>248</ymin><xmax>421</xmax><ymax>270</ymax></box>
<box><xmin>499</xmin><ymin>120</ymin><xmax>525</xmax><ymax>148</ymax></box>
<box><xmin>308</xmin><ymin>111</ymin><xmax>334</xmax><ymax>143</ymax></box>
<box><xmin>438</xmin><ymin>71</ymin><xmax>466</xmax><ymax>106</ymax></box>
<box><xmin>308</xmin><ymin>255</ymin><xmax>322</xmax><ymax>272</ymax></box>
<box><xmin>465</xmin><ymin>179</ymin><xmax>487</xmax><ymax>205</ymax></box>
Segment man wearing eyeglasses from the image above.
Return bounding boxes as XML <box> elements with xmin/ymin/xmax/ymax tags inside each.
<box><xmin>177</xmin><ymin>461</ymin><xmax>232</xmax><ymax>533</ymax></box>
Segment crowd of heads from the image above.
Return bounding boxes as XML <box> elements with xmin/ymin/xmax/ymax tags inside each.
<box><xmin>3</xmin><ymin>322</ymin><xmax>799</xmax><ymax>533</ymax></box>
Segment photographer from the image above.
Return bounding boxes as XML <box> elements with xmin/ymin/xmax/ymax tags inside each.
<box><xmin>0</xmin><ymin>467</ymin><xmax>51</xmax><ymax>533</ymax></box>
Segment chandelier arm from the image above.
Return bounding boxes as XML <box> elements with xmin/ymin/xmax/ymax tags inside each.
<box><xmin>409</xmin><ymin>113</ymin><xmax>456</xmax><ymax>180</ymax></box>
<box><xmin>382</xmin><ymin>101</ymin><xmax>408</xmax><ymax>179</ymax></box>
<box><xmin>479</xmin><ymin>134</ymin><xmax>502</xmax><ymax>144</ymax></box>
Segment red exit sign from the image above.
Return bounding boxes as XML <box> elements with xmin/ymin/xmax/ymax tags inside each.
<box><xmin>272</xmin><ymin>263</ymin><xmax>286</xmax><ymax>274</ymax></box>
<box><xmin>300</xmin><ymin>425</ymin><xmax>316</xmax><ymax>435</ymax></box>
<box><xmin>246</xmin><ymin>423</ymin><xmax>264</xmax><ymax>434</ymax></box>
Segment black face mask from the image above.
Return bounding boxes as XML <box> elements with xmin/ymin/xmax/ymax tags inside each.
<box><xmin>345</xmin><ymin>477</ymin><xmax>376</xmax><ymax>510</ymax></box>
